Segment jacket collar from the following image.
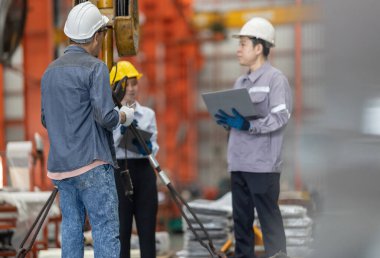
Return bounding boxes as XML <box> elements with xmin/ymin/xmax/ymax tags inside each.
<box><xmin>245</xmin><ymin>61</ymin><xmax>271</xmax><ymax>83</ymax></box>
<box><xmin>134</xmin><ymin>101</ymin><xmax>143</xmax><ymax>115</ymax></box>
<box><xmin>64</xmin><ymin>45</ymin><xmax>88</xmax><ymax>54</ymax></box>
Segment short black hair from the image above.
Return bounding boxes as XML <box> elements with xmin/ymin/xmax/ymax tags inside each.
<box><xmin>251</xmin><ymin>37</ymin><xmax>271</xmax><ymax>57</ymax></box>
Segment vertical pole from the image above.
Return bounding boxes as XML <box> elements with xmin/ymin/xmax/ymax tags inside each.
<box><xmin>294</xmin><ymin>0</ymin><xmax>303</xmax><ymax>191</ymax></box>
<box><xmin>23</xmin><ymin>0</ymin><xmax>54</xmax><ymax>190</ymax></box>
<box><xmin>98</xmin><ymin>0</ymin><xmax>114</xmax><ymax>70</ymax></box>
<box><xmin>102</xmin><ymin>30</ymin><xmax>114</xmax><ymax>70</ymax></box>
<box><xmin>0</xmin><ymin>64</ymin><xmax>4</xmax><ymax>150</ymax></box>
<box><xmin>0</xmin><ymin>64</ymin><xmax>6</xmax><ymax>187</ymax></box>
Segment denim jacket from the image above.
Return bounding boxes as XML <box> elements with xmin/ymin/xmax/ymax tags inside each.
<box><xmin>41</xmin><ymin>46</ymin><xmax>119</xmax><ymax>172</ymax></box>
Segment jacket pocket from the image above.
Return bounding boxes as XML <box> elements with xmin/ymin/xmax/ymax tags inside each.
<box><xmin>250</xmin><ymin>92</ymin><xmax>267</xmax><ymax>103</ymax></box>
<box><xmin>248</xmin><ymin>87</ymin><xmax>269</xmax><ymax>117</ymax></box>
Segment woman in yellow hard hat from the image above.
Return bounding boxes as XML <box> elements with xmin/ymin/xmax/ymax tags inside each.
<box><xmin>110</xmin><ymin>61</ymin><xmax>159</xmax><ymax>258</ymax></box>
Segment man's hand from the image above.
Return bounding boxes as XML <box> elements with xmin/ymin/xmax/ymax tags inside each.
<box><xmin>215</xmin><ymin>108</ymin><xmax>250</xmax><ymax>131</ymax></box>
<box><xmin>119</xmin><ymin>106</ymin><xmax>134</xmax><ymax>126</ymax></box>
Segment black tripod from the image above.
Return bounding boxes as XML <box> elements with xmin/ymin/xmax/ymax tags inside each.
<box><xmin>15</xmin><ymin>187</ymin><xmax>58</xmax><ymax>258</ymax></box>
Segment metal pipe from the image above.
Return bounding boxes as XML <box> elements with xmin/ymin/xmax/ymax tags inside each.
<box><xmin>102</xmin><ymin>29</ymin><xmax>113</xmax><ymax>71</ymax></box>
<box><xmin>97</xmin><ymin>0</ymin><xmax>113</xmax><ymax>70</ymax></box>
<box><xmin>294</xmin><ymin>0</ymin><xmax>303</xmax><ymax>191</ymax></box>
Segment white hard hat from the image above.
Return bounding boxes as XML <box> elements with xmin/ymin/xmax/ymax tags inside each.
<box><xmin>233</xmin><ymin>17</ymin><xmax>275</xmax><ymax>47</ymax></box>
<box><xmin>64</xmin><ymin>2</ymin><xmax>109</xmax><ymax>43</ymax></box>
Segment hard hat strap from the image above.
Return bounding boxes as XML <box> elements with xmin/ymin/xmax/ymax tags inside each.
<box><xmin>112</xmin><ymin>77</ymin><xmax>128</xmax><ymax>103</ymax></box>
<box><xmin>111</xmin><ymin>62</ymin><xmax>119</xmax><ymax>85</ymax></box>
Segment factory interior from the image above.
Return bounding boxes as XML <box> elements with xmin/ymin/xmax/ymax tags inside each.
<box><xmin>1</xmin><ymin>0</ymin><xmax>380</xmax><ymax>257</ymax></box>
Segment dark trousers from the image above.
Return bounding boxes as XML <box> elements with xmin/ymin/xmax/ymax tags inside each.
<box><xmin>231</xmin><ymin>172</ymin><xmax>286</xmax><ymax>258</ymax></box>
<box><xmin>114</xmin><ymin>159</ymin><xmax>158</xmax><ymax>258</ymax></box>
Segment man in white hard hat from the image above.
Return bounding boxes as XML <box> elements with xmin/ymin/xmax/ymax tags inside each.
<box><xmin>41</xmin><ymin>2</ymin><xmax>134</xmax><ymax>257</ymax></box>
<box><xmin>214</xmin><ymin>17</ymin><xmax>292</xmax><ymax>258</ymax></box>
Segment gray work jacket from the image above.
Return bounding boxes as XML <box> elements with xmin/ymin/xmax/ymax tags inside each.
<box><xmin>227</xmin><ymin>61</ymin><xmax>292</xmax><ymax>173</ymax></box>
<box><xmin>41</xmin><ymin>46</ymin><xmax>119</xmax><ymax>172</ymax></box>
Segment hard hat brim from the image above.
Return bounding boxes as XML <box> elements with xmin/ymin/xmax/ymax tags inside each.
<box><xmin>231</xmin><ymin>34</ymin><xmax>275</xmax><ymax>47</ymax></box>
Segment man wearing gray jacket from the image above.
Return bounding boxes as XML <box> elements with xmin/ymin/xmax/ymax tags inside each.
<box><xmin>215</xmin><ymin>17</ymin><xmax>292</xmax><ymax>258</ymax></box>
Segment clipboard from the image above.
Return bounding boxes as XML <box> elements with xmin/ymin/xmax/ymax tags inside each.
<box><xmin>201</xmin><ymin>88</ymin><xmax>258</xmax><ymax>120</ymax></box>
<box><xmin>118</xmin><ymin>127</ymin><xmax>153</xmax><ymax>153</ymax></box>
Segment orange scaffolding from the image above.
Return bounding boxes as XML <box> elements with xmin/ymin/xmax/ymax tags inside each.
<box><xmin>135</xmin><ymin>0</ymin><xmax>203</xmax><ymax>186</ymax></box>
<box><xmin>0</xmin><ymin>0</ymin><xmax>320</xmax><ymax>191</ymax></box>
<box><xmin>0</xmin><ymin>0</ymin><xmax>203</xmax><ymax>190</ymax></box>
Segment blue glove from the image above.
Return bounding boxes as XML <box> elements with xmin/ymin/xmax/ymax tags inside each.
<box><xmin>120</xmin><ymin>119</ymin><xmax>138</xmax><ymax>135</ymax></box>
<box><xmin>214</xmin><ymin>108</ymin><xmax>250</xmax><ymax>131</ymax></box>
<box><xmin>132</xmin><ymin>119</ymin><xmax>138</xmax><ymax>127</ymax></box>
<box><xmin>120</xmin><ymin>125</ymin><xmax>127</xmax><ymax>135</ymax></box>
<box><xmin>132</xmin><ymin>138</ymin><xmax>152</xmax><ymax>155</ymax></box>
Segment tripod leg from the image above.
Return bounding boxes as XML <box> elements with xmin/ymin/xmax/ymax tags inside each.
<box><xmin>16</xmin><ymin>188</ymin><xmax>58</xmax><ymax>257</ymax></box>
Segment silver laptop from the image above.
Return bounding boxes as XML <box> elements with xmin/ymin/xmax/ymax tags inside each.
<box><xmin>201</xmin><ymin>88</ymin><xmax>258</xmax><ymax>120</ymax></box>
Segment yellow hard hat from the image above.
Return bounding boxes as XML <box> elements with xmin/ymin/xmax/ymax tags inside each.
<box><xmin>109</xmin><ymin>61</ymin><xmax>143</xmax><ymax>85</ymax></box>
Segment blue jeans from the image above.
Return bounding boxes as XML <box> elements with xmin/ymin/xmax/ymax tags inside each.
<box><xmin>53</xmin><ymin>164</ymin><xmax>120</xmax><ymax>258</ymax></box>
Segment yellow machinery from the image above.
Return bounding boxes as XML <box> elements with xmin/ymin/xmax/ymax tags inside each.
<box><xmin>192</xmin><ymin>3</ymin><xmax>321</xmax><ymax>29</ymax></box>
<box><xmin>73</xmin><ymin>0</ymin><xmax>140</xmax><ymax>69</ymax></box>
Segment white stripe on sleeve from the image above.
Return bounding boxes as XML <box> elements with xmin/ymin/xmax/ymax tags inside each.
<box><xmin>249</xmin><ymin>86</ymin><xmax>270</xmax><ymax>93</ymax></box>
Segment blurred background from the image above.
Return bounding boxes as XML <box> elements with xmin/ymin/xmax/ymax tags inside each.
<box><xmin>0</xmin><ymin>0</ymin><xmax>380</xmax><ymax>257</ymax></box>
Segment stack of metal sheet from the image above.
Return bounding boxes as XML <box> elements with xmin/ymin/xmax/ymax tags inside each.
<box><xmin>177</xmin><ymin>193</ymin><xmax>314</xmax><ymax>257</ymax></box>
<box><xmin>281</xmin><ymin>205</ymin><xmax>313</xmax><ymax>257</ymax></box>
<box><xmin>256</xmin><ymin>205</ymin><xmax>314</xmax><ymax>257</ymax></box>
<box><xmin>176</xmin><ymin>193</ymin><xmax>233</xmax><ymax>258</ymax></box>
